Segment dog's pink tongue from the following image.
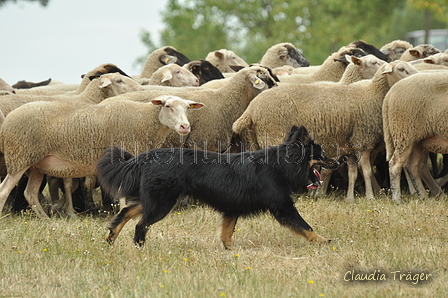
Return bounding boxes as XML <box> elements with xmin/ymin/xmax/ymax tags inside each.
<box><xmin>307</xmin><ymin>184</ymin><xmax>318</xmax><ymax>190</ymax></box>
<box><xmin>306</xmin><ymin>168</ymin><xmax>322</xmax><ymax>189</ymax></box>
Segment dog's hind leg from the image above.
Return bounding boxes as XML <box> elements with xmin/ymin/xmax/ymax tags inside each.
<box><xmin>220</xmin><ymin>215</ymin><xmax>238</xmax><ymax>250</ymax></box>
<box><xmin>133</xmin><ymin>199</ymin><xmax>178</xmax><ymax>247</ymax></box>
<box><xmin>270</xmin><ymin>201</ymin><xmax>329</xmax><ymax>243</ymax></box>
<box><xmin>106</xmin><ymin>201</ymin><xmax>143</xmax><ymax>245</ymax></box>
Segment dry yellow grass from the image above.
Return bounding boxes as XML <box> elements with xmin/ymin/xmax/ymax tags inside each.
<box><xmin>0</xmin><ymin>193</ymin><xmax>447</xmax><ymax>298</ymax></box>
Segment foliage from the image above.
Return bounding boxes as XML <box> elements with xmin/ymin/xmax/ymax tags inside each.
<box><xmin>137</xmin><ymin>0</ymin><xmax>447</xmax><ymax>67</ymax></box>
<box><xmin>0</xmin><ymin>0</ymin><xmax>50</xmax><ymax>8</ymax></box>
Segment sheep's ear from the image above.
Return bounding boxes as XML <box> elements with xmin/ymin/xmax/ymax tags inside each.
<box><xmin>99</xmin><ymin>77</ymin><xmax>112</xmax><ymax>88</ymax></box>
<box><xmin>249</xmin><ymin>75</ymin><xmax>266</xmax><ymax>89</ymax></box>
<box><xmin>381</xmin><ymin>64</ymin><xmax>393</xmax><ymax>75</ymax></box>
<box><xmin>161</xmin><ymin>71</ymin><xmax>173</xmax><ymax>83</ymax></box>
<box><xmin>139</xmin><ymin>78</ymin><xmax>150</xmax><ymax>85</ymax></box>
<box><xmin>229</xmin><ymin>65</ymin><xmax>245</xmax><ymax>72</ymax></box>
<box><xmin>160</xmin><ymin>55</ymin><xmax>177</xmax><ymax>65</ymax></box>
<box><xmin>351</xmin><ymin>55</ymin><xmax>362</xmax><ymax>65</ymax></box>
<box><xmin>278</xmin><ymin>48</ymin><xmax>288</xmax><ymax>60</ymax></box>
<box><xmin>423</xmin><ymin>57</ymin><xmax>435</xmax><ymax>64</ymax></box>
<box><xmin>150</xmin><ymin>99</ymin><xmax>164</xmax><ymax>106</ymax></box>
<box><xmin>409</xmin><ymin>49</ymin><xmax>421</xmax><ymax>57</ymax></box>
<box><xmin>187</xmin><ymin>101</ymin><xmax>205</xmax><ymax>110</ymax></box>
<box><xmin>214</xmin><ymin>51</ymin><xmax>224</xmax><ymax>59</ymax></box>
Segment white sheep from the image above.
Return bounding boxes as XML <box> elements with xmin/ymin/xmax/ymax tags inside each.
<box><xmin>103</xmin><ymin>66</ymin><xmax>278</xmax><ymax>152</ymax></box>
<box><xmin>0</xmin><ymin>73</ymin><xmax>143</xmax><ymax>117</ymax></box>
<box><xmin>258</xmin><ymin>42</ymin><xmax>310</xmax><ymax>69</ymax></box>
<box><xmin>0</xmin><ymin>95</ymin><xmax>204</xmax><ymax>218</ymax></box>
<box><xmin>380</xmin><ymin>39</ymin><xmax>414</xmax><ymax>62</ymax></box>
<box><xmin>233</xmin><ymin>61</ymin><xmax>419</xmax><ymax>202</ymax></box>
<box><xmin>0</xmin><ymin>78</ymin><xmax>14</xmax><ymax>94</ymax></box>
<box><xmin>14</xmin><ymin>63</ymin><xmax>131</xmax><ymax>95</ymax></box>
<box><xmin>410</xmin><ymin>52</ymin><xmax>448</xmax><ymax>71</ymax></box>
<box><xmin>277</xmin><ymin>48</ymin><xmax>367</xmax><ymax>84</ymax></box>
<box><xmin>383</xmin><ymin>71</ymin><xmax>448</xmax><ymax>203</ymax></box>
<box><xmin>399</xmin><ymin>44</ymin><xmax>441</xmax><ymax>62</ymax></box>
<box><xmin>142</xmin><ymin>63</ymin><xmax>199</xmax><ymax>87</ymax></box>
<box><xmin>205</xmin><ymin>49</ymin><xmax>249</xmax><ymax>73</ymax></box>
<box><xmin>137</xmin><ymin>46</ymin><xmax>191</xmax><ymax>80</ymax></box>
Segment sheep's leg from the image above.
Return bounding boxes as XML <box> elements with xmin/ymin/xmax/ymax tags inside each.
<box><xmin>24</xmin><ymin>168</ymin><xmax>49</xmax><ymax>219</ymax></box>
<box><xmin>406</xmin><ymin>146</ymin><xmax>430</xmax><ymax>199</ymax></box>
<box><xmin>389</xmin><ymin>147</ymin><xmax>413</xmax><ymax>204</ymax></box>
<box><xmin>47</xmin><ymin>176</ymin><xmax>61</xmax><ymax>206</ymax></box>
<box><xmin>317</xmin><ymin>168</ymin><xmax>333</xmax><ymax>196</ymax></box>
<box><xmin>435</xmin><ymin>173</ymin><xmax>448</xmax><ymax>188</ymax></box>
<box><xmin>62</xmin><ymin>178</ymin><xmax>78</xmax><ymax>218</ymax></box>
<box><xmin>0</xmin><ymin>168</ymin><xmax>29</xmax><ymax>215</ymax></box>
<box><xmin>345</xmin><ymin>155</ymin><xmax>358</xmax><ymax>203</ymax></box>
<box><xmin>220</xmin><ymin>215</ymin><xmax>238</xmax><ymax>250</ymax></box>
<box><xmin>419</xmin><ymin>151</ymin><xmax>442</xmax><ymax>197</ymax></box>
<box><xmin>359</xmin><ymin>151</ymin><xmax>375</xmax><ymax>199</ymax></box>
<box><xmin>403</xmin><ymin>167</ymin><xmax>416</xmax><ymax>194</ymax></box>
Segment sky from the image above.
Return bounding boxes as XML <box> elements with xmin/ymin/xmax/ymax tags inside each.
<box><xmin>0</xmin><ymin>0</ymin><xmax>169</xmax><ymax>85</ymax></box>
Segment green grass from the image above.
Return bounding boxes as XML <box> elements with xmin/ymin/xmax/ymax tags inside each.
<box><xmin>0</xmin><ymin>193</ymin><xmax>447</xmax><ymax>298</ymax></box>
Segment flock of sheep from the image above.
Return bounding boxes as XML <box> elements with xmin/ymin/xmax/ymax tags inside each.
<box><xmin>0</xmin><ymin>39</ymin><xmax>448</xmax><ymax>219</ymax></box>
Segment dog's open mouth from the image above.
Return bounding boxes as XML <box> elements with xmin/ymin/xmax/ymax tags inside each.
<box><xmin>307</xmin><ymin>168</ymin><xmax>322</xmax><ymax>190</ymax></box>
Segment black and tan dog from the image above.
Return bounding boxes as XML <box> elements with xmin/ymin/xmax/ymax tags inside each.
<box><xmin>96</xmin><ymin>126</ymin><xmax>339</xmax><ymax>249</ymax></box>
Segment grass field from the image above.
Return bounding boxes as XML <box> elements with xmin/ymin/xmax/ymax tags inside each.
<box><xmin>0</xmin><ymin>192</ymin><xmax>447</xmax><ymax>298</ymax></box>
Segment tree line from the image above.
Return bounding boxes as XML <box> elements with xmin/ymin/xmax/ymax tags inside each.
<box><xmin>139</xmin><ymin>0</ymin><xmax>448</xmax><ymax>66</ymax></box>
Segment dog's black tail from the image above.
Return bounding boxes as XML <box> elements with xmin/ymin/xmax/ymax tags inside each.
<box><xmin>96</xmin><ymin>146</ymin><xmax>141</xmax><ymax>199</ymax></box>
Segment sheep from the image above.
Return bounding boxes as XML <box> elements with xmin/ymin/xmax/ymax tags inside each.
<box><xmin>142</xmin><ymin>63</ymin><xmax>199</xmax><ymax>87</ymax></box>
<box><xmin>281</xmin><ymin>41</ymin><xmax>386</xmax><ymax>78</ymax></box>
<box><xmin>15</xmin><ymin>63</ymin><xmax>131</xmax><ymax>95</ymax></box>
<box><xmin>383</xmin><ymin>71</ymin><xmax>448</xmax><ymax>203</ymax></box>
<box><xmin>337</xmin><ymin>54</ymin><xmax>386</xmax><ymax>84</ymax></box>
<box><xmin>200</xmin><ymin>64</ymin><xmax>280</xmax><ymax>89</ymax></box>
<box><xmin>347</xmin><ymin>40</ymin><xmax>389</xmax><ymax>61</ymax></box>
<box><xmin>410</xmin><ymin>52</ymin><xmax>448</xmax><ymax>71</ymax></box>
<box><xmin>183</xmin><ymin>59</ymin><xmax>225</xmax><ymax>85</ymax></box>
<box><xmin>12</xmin><ymin>78</ymin><xmax>51</xmax><ymax>89</ymax></box>
<box><xmin>232</xmin><ymin>61</ymin><xmax>419</xmax><ymax>202</ymax></box>
<box><xmin>399</xmin><ymin>44</ymin><xmax>441</xmax><ymax>62</ymax></box>
<box><xmin>0</xmin><ymin>78</ymin><xmax>15</xmax><ymax>94</ymax></box>
<box><xmin>0</xmin><ymin>73</ymin><xmax>144</xmax><ymax>117</ymax></box>
<box><xmin>0</xmin><ymin>95</ymin><xmax>204</xmax><ymax>218</ymax></box>
<box><xmin>277</xmin><ymin>48</ymin><xmax>367</xmax><ymax>84</ymax></box>
<box><xmin>380</xmin><ymin>39</ymin><xmax>414</xmax><ymax>62</ymax></box>
<box><xmin>259</xmin><ymin>42</ymin><xmax>310</xmax><ymax>69</ymax></box>
<box><xmin>103</xmin><ymin>66</ymin><xmax>278</xmax><ymax>152</ymax></box>
<box><xmin>205</xmin><ymin>49</ymin><xmax>249</xmax><ymax>73</ymax></box>
<box><xmin>137</xmin><ymin>46</ymin><xmax>191</xmax><ymax>79</ymax></box>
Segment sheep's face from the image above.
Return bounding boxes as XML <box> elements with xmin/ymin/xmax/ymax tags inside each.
<box><xmin>158</xmin><ymin>64</ymin><xmax>199</xmax><ymax>87</ymax></box>
<box><xmin>282</xmin><ymin>44</ymin><xmax>310</xmax><ymax>67</ymax></box>
<box><xmin>152</xmin><ymin>96</ymin><xmax>205</xmax><ymax>136</ymax></box>
<box><xmin>99</xmin><ymin>73</ymin><xmax>144</xmax><ymax>96</ymax></box>
<box><xmin>381</xmin><ymin>61</ymin><xmax>419</xmax><ymax>86</ymax></box>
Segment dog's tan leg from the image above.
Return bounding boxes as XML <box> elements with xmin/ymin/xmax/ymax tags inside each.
<box><xmin>300</xmin><ymin>229</ymin><xmax>330</xmax><ymax>243</ymax></box>
<box><xmin>220</xmin><ymin>215</ymin><xmax>238</xmax><ymax>250</ymax></box>
<box><xmin>106</xmin><ymin>203</ymin><xmax>143</xmax><ymax>244</ymax></box>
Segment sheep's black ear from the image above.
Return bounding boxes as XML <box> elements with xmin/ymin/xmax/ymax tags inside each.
<box><xmin>229</xmin><ymin>65</ymin><xmax>245</xmax><ymax>72</ymax></box>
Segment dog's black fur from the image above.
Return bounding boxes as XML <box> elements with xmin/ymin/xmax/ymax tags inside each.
<box><xmin>96</xmin><ymin>126</ymin><xmax>339</xmax><ymax>249</ymax></box>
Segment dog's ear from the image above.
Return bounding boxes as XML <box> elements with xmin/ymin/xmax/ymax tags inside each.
<box><xmin>285</xmin><ymin>125</ymin><xmax>310</xmax><ymax>144</ymax></box>
<box><xmin>286</xmin><ymin>125</ymin><xmax>311</xmax><ymax>144</ymax></box>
